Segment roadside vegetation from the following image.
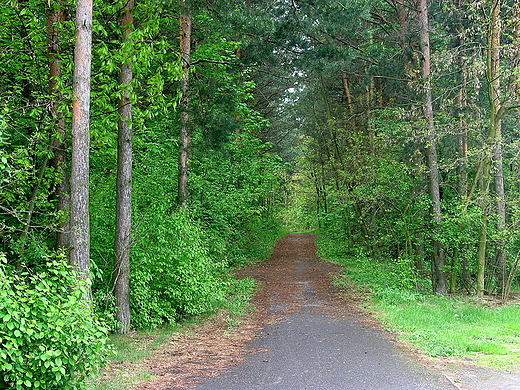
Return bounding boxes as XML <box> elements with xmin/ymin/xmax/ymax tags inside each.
<box><xmin>318</xmin><ymin>235</ymin><xmax>520</xmax><ymax>370</ymax></box>
<box><xmin>86</xmin><ymin>274</ymin><xmax>258</xmax><ymax>390</ymax></box>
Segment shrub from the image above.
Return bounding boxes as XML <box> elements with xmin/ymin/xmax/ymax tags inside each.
<box><xmin>130</xmin><ymin>211</ymin><xmax>228</xmax><ymax>328</ymax></box>
<box><xmin>0</xmin><ymin>253</ymin><xmax>110</xmax><ymax>389</ymax></box>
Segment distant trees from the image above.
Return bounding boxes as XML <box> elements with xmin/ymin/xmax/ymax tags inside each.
<box><xmin>273</xmin><ymin>0</ymin><xmax>520</xmax><ymax>298</ymax></box>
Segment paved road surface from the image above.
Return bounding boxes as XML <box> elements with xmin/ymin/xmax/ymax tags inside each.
<box><xmin>196</xmin><ymin>234</ymin><xmax>456</xmax><ymax>390</ymax></box>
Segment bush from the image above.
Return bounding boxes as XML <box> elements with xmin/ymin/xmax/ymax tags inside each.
<box><xmin>0</xmin><ymin>253</ymin><xmax>110</xmax><ymax>389</ymax></box>
<box><xmin>130</xmin><ymin>211</ymin><xmax>228</xmax><ymax>328</ymax></box>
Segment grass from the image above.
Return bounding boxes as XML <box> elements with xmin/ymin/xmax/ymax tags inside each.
<box><xmin>85</xmin><ymin>325</ymin><xmax>179</xmax><ymax>390</ymax></box>
<box><xmin>317</xmin><ymin>235</ymin><xmax>520</xmax><ymax>370</ymax></box>
<box><xmin>376</xmin><ymin>295</ymin><xmax>520</xmax><ymax>369</ymax></box>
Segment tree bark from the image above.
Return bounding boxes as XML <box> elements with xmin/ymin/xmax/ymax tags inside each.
<box><xmin>506</xmin><ymin>0</ymin><xmax>520</xmax><ymax>301</ymax></box>
<box><xmin>455</xmin><ymin>62</ymin><xmax>472</xmax><ymax>292</ymax></box>
<box><xmin>342</xmin><ymin>72</ymin><xmax>354</xmax><ymax>117</ymax></box>
<box><xmin>477</xmin><ymin>0</ymin><xmax>503</xmax><ymax>298</ymax></box>
<box><xmin>47</xmin><ymin>1</ymin><xmax>70</xmax><ymax>249</ymax></box>
<box><xmin>454</xmin><ymin>1</ymin><xmax>472</xmax><ymax>292</ymax></box>
<box><xmin>69</xmin><ymin>0</ymin><xmax>93</xmax><ymax>295</ymax></box>
<box><xmin>487</xmin><ymin>0</ymin><xmax>506</xmax><ymax>298</ymax></box>
<box><xmin>114</xmin><ymin>0</ymin><xmax>134</xmax><ymax>334</ymax></box>
<box><xmin>178</xmin><ymin>2</ymin><xmax>192</xmax><ymax>209</ymax></box>
<box><xmin>515</xmin><ymin>0</ymin><xmax>520</xmax><ymax>196</ymax></box>
<box><xmin>417</xmin><ymin>0</ymin><xmax>446</xmax><ymax>294</ymax></box>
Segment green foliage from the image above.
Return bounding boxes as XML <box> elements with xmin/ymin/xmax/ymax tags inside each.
<box><xmin>235</xmin><ymin>217</ymin><xmax>287</xmax><ymax>264</ymax></box>
<box><xmin>220</xmin><ymin>276</ymin><xmax>257</xmax><ymax>317</ymax></box>
<box><xmin>319</xmin><ymin>236</ymin><xmax>427</xmax><ymax>295</ymax></box>
<box><xmin>0</xmin><ymin>253</ymin><xmax>110</xmax><ymax>389</ymax></box>
<box><xmin>130</xmin><ymin>211</ymin><xmax>228</xmax><ymax>328</ymax></box>
<box><xmin>379</xmin><ymin>295</ymin><xmax>520</xmax><ymax>366</ymax></box>
<box><xmin>190</xmin><ymin>91</ymin><xmax>285</xmax><ymax>265</ymax></box>
<box><xmin>319</xmin><ymin>237</ymin><xmax>520</xmax><ymax>369</ymax></box>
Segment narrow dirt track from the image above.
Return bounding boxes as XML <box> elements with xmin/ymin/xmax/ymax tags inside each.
<box><xmin>134</xmin><ymin>234</ymin><xmax>515</xmax><ymax>389</ymax></box>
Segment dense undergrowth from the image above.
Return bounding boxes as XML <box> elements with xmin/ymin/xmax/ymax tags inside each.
<box><xmin>0</xmin><ymin>254</ymin><xmax>110</xmax><ymax>390</ymax></box>
<box><xmin>317</xmin><ymin>234</ymin><xmax>520</xmax><ymax>370</ymax></box>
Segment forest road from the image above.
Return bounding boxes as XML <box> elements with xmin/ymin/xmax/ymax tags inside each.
<box><xmin>137</xmin><ymin>233</ymin><xmax>518</xmax><ymax>390</ymax></box>
<box><xmin>194</xmin><ymin>233</ymin><xmax>454</xmax><ymax>390</ymax></box>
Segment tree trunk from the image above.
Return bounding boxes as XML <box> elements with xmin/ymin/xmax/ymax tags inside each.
<box><xmin>455</xmin><ymin>16</ymin><xmax>471</xmax><ymax>292</ymax></box>
<box><xmin>69</xmin><ymin>0</ymin><xmax>93</xmax><ymax>295</ymax></box>
<box><xmin>178</xmin><ymin>2</ymin><xmax>192</xmax><ymax>209</ymax></box>
<box><xmin>487</xmin><ymin>0</ymin><xmax>506</xmax><ymax>298</ymax></box>
<box><xmin>47</xmin><ymin>1</ymin><xmax>70</xmax><ymax>249</ymax></box>
<box><xmin>477</xmin><ymin>0</ymin><xmax>503</xmax><ymax>298</ymax></box>
<box><xmin>114</xmin><ymin>0</ymin><xmax>134</xmax><ymax>334</ymax></box>
<box><xmin>515</xmin><ymin>0</ymin><xmax>520</xmax><ymax>196</ymax></box>
<box><xmin>341</xmin><ymin>72</ymin><xmax>354</xmax><ymax>117</ymax></box>
<box><xmin>457</xmin><ymin>78</ymin><xmax>472</xmax><ymax>292</ymax></box>
<box><xmin>417</xmin><ymin>0</ymin><xmax>446</xmax><ymax>294</ymax></box>
<box><xmin>505</xmin><ymin>0</ymin><xmax>520</xmax><ymax>301</ymax></box>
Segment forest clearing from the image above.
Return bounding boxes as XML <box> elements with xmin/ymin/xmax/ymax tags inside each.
<box><xmin>2</xmin><ymin>0</ymin><xmax>520</xmax><ymax>388</ymax></box>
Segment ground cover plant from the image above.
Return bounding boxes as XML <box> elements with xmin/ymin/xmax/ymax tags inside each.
<box><xmin>317</xmin><ymin>234</ymin><xmax>520</xmax><ymax>370</ymax></box>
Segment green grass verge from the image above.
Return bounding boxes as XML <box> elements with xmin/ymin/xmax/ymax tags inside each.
<box><xmin>85</xmin><ymin>325</ymin><xmax>176</xmax><ymax>390</ymax></box>
<box><xmin>317</xmin><ymin>235</ymin><xmax>520</xmax><ymax>370</ymax></box>
<box><xmin>377</xmin><ymin>295</ymin><xmax>520</xmax><ymax>369</ymax></box>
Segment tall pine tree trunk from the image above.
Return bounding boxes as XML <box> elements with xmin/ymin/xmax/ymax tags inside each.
<box><xmin>454</xmin><ymin>0</ymin><xmax>472</xmax><ymax>292</ymax></box>
<box><xmin>515</xmin><ymin>1</ymin><xmax>520</xmax><ymax>196</ymax></box>
<box><xmin>507</xmin><ymin>0</ymin><xmax>520</xmax><ymax>301</ymax></box>
<box><xmin>18</xmin><ymin>1</ymin><xmax>67</xmax><ymax>262</ymax></box>
<box><xmin>114</xmin><ymin>0</ymin><xmax>134</xmax><ymax>334</ymax></box>
<box><xmin>455</xmin><ymin>62</ymin><xmax>472</xmax><ymax>292</ymax></box>
<box><xmin>178</xmin><ymin>1</ymin><xmax>191</xmax><ymax>209</ymax></box>
<box><xmin>70</xmin><ymin>0</ymin><xmax>93</xmax><ymax>295</ymax></box>
<box><xmin>417</xmin><ymin>0</ymin><xmax>446</xmax><ymax>294</ymax></box>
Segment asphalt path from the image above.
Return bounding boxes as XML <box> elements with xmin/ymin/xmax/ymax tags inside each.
<box><xmin>196</xmin><ymin>234</ymin><xmax>457</xmax><ymax>390</ymax></box>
